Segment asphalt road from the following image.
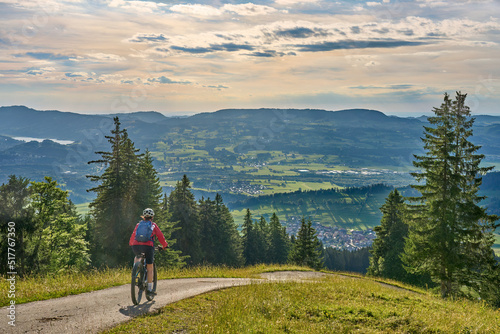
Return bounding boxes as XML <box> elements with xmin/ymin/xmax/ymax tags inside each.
<box><xmin>1</xmin><ymin>271</ymin><xmax>327</xmax><ymax>334</ymax></box>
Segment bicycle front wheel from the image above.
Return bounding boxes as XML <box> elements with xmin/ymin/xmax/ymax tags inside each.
<box><xmin>131</xmin><ymin>261</ymin><xmax>145</xmax><ymax>305</ymax></box>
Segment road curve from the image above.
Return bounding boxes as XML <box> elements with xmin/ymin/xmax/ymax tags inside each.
<box><xmin>2</xmin><ymin>271</ymin><xmax>326</xmax><ymax>334</ymax></box>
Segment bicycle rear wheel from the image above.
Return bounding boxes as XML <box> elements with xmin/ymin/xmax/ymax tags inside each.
<box><xmin>131</xmin><ymin>261</ymin><xmax>145</xmax><ymax>305</ymax></box>
<box><xmin>146</xmin><ymin>263</ymin><xmax>157</xmax><ymax>301</ymax></box>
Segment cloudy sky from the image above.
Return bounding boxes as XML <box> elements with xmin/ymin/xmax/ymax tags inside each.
<box><xmin>1</xmin><ymin>0</ymin><xmax>499</xmax><ymax>115</ymax></box>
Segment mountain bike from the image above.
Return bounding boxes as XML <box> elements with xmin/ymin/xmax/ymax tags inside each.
<box><xmin>131</xmin><ymin>246</ymin><xmax>161</xmax><ymax>305</ymax></box>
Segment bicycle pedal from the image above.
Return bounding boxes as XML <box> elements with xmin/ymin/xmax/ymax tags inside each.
<box><xmin>147</xmin><ymin>290</ymin><xmax>157</xmax><ymax>297</ymax></box>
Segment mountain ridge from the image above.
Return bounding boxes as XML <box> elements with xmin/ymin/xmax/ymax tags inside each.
<box><xmin>1</xmin><ymin>105</ymin><xmax>500</xmax><ymax>205</ymax></box>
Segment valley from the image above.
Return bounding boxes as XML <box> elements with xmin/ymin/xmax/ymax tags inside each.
<box><xmin>1</xmin><ymin>105</ymin><xmax>499</xmax><ymax>252</ymax></box>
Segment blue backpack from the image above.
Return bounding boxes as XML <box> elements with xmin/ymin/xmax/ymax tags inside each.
<box><xmin>135</xmin><ymin>220</ymin><xmax>154</xmax><ymax>242</ymax></box>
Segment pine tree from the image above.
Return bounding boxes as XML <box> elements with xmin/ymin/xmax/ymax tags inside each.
<box><xmin>242</xmin><ymin>209</ymin><xmax>258</xmax><ymax>265</ymax></box>
<box><xmin>120</xmin><ymin>131</ymin><xmax>143</xmax><ymax>224</ymax></box>
<box><xmin>199</xmin><ymin>196</ymin><xmax>216</xmax><ymax>263</ymax></box>
<box><xmin>154</xmin><ymin>193</ymin><xmax>187</xmax><ymax>268</ymax></box>
<box><xmin>0</xmin><ymin>175</ymin><xmax>33</xmax><ymax>276</ymax></box>
<box><xmin>403</xmin><ymin>92</ymin><xmax>499</xmax><ymax>299</ymax></box>
<box><xmin>87</xmin><ymin>117</ymin><xmax>143</xmax><ymax>267</ymax></box>
<box><xmin>269</xmin><ymin>213</ymin><xmax>290</xmax><ymax>264</ymax></box>
<box><xmin>212</xmin><ymin>194</ymin><xmax>243</xmax><ymax>266</ymax></box>
<box><xmin>368</xmin><ymin>189</ymin><xmax>408</xmax><ymax>281</ymax></box>
<box><xmin>255</xmin><ymin>216</ymin><xmax>270</xmax><ymax>263</ymax></box>
<box><xmin>198</xmin><ymin>194</ymin><xmax>243</xmax><ymax>266</ymax></box>
<box><xmin>168</xmin><ymin>175</ymin><xmax>202</xmax><ymax>265</ymax></box>
<box><xmin>290</xmin><ymin>217</ymin><xmax>323</xmax><ymax>270</ymax></box>
<box><xmin>136</xmin><ymin>149</ymin><xmax>162</xmax><ymax>212</ymax></box>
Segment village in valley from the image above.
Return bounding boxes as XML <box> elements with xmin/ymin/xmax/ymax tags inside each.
<box><xmin>284</xmin><ymin>217</ymin><xmax>377</xmax><ymax>250</ymax></box>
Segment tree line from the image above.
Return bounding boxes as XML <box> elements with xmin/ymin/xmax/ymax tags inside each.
<box><xmin>367</xmin><ymin>92</ymin><xmax>500</xmax><ymax>306</ymax></box>
<box><xmin>0</xmin><ymin>117</ymin><xmax>325</xmax><ymax>276</ymax></box>
<box><xmin>231</xmin><ymin>183</ymin><xmax>393</xmax><ymax>208</ymax></box>
<box><xmin>0</xmin><ymin>175</ymin><xmax>89</xmax><ymax>275</ymax></box>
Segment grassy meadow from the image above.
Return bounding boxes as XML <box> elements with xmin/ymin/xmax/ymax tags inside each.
<box><xmin>3</xmin><ymin>262</ymin><xmax>500</xmax><ymax>333</ymax></box>
<box><xmin>104</xmin><ymin>272</ymin><xmax>500</xmax><ymax>334</ymax></box>
<box><xmin>229</xmin><ymin>184</ymin><xmax>393</xmax><ymax>230</ymax></box>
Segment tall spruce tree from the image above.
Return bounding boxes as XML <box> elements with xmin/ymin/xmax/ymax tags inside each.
<box><xmin>168</xmin><ymin>175</ymin><xmax>202</xmax><ymax>265</ymax></box>
<box><xmin>255</xmin><ymin>216</ymin><xmax>270</xmax><ymax>263</ymax></box>
<box><xmin>269</xmin><ymin>213</ymin><xmax>290</xmax><ymax>264</ymax></box>
<box><xmin>120</xmin><ymin>131</ymin><xmax>143</xmax><ymax>224</ymax></box>
<box><xmin>368</xmin><ymin>189</ymin><xmax>408</xmax><ymax>280</ymax></box>
<box><xmin>403</xmin><ymin>92</ymin><xmax>499</xmax><ymax>299</ymax></box>
<box><xmin>87</xmin><ymin>117</ymin><xmax>143</xmax><ymax>267</ymax></box>
<box><xmin>199</xmin><ymin>194</ymin><xmax>242</xmax><ymax>266</ymax></box>
<box><xmin>154</xmin><ymin>193</ymin><xmax>187</xmax><ymax>268</ymax></box>
<box><xmin>290</xmin><ymin>217</ymin><xmax>323</xmax><ymax>270</ymax></box>
<box><xmin>242</xmin><ymin>209</ymin><xmax>258</xmax><ymax>265</ymax></box>
<box><xmin>212</xmin><ymin>194</ymin><xmax>243</xmax><ymax>266</ymax></box>
<box><xmin>199</xmin><ymin>196</ymin><xmax>216</xmax><ymax>263</ymax></box>
<box><xmin>136</xmin><ymin>149</ymin><xmax>162</xmax><ymax>212</ymax></box>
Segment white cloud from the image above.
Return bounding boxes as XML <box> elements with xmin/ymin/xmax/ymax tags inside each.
<box><xmin>169</xmin><ymin>3</ymin><xmax>280</xmax><ymax>17</ymax></box>
<box><xmin>146</xmin><ymin>16</ymin><xmax>500</xmax><ymax>60</ymax></box>
<box><xmin>26</xmin><ymin>66</ymin><xmax>56</xmax><ymax>75</ymax></box>
<box><xmin>222</xmin><ymin>3</ymin><xmax>278</xmax><ymax>16</ymax></box>
<box><xmin>69</xmin><ymin>53</ymin><xmax>126</xmax><ymax>63</ymax></box>
<box><xmin>169</xmin><ymin>4</ymin><xmax>223</xmax><ymax>16</ymax></box>
<box><xmin>108</xmin><ymin>0</ymin><xmax>165</xmax><ymax>14</ymax></box>
<box><xmin>366</xmin><ymin>2</ymin><xmax>382</xmax><ymax>6</ymax></box>
<box><xmin>86</xmin><ymin>53</ymin><xmax>126</xmax><ymax>62</ymax></box>
<box><xmin>274</xmin><ymin>0</ymin><xmax>321</xmax><ymax>4</ymax></box>
<box><xmin>2</xmin><ymin>0</ymin><xmax>59</xmax><ymax>10</ymax></box>
<box><xmin>416</xmin><ymin>0</ymin><xmax>493</xmax><ymax>7</ymax></box>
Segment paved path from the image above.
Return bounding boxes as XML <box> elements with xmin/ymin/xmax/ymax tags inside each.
<box><xmin>1</xmin><ymin>271</ymin><xmax>327</xmax><ymax>334</ymax></box>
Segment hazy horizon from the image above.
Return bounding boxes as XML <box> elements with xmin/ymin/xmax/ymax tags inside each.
<box><xmin>2</xmin><ymin>103</ymin><xmax>499</xmax><ymax>118</ymax></box>
<box><xmin>1</xmin><ymin>0</ymin><xmax>499</xmax><ymax>116</ymax></box>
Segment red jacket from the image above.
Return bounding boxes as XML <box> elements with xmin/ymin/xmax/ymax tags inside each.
<box><xmin>129</xmin><ymin>221</ymin><xmax>168</xmax><ymax>248</ymax></box>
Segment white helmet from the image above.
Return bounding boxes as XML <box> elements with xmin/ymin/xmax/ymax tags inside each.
<box><xmin>143</xmin><ymin>208</ymin><xmax>154</xmax><ymax>218</ymax></box>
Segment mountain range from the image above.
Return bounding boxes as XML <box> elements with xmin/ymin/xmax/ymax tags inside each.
<box><xmin>1</xmin><ymin>105</ymin><xmax>500</xmax><ymax>205</ymax></box>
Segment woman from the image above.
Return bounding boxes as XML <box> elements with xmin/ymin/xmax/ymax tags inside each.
<box><xmin>129</xmin><ymin>208</ymin><xmax>168</xmax><ymax>295</ymax></box>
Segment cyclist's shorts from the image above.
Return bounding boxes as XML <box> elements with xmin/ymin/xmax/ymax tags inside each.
<box><xmin>132</xmin><ymin>245</ymin><xmax>154</xmax><ymax>264</ymax></box>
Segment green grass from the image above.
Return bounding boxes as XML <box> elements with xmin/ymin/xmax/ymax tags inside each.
<box><xmin>4</xmin><ymin>263</ymin><xmax>500</xmax><ymax>333</ymax></box>
<box><xmin>0</xmin><ymin>264</ymin><xmax>310</xmax><ymax>307</ymax></box>
<box><xmin>230</xmin><ymin>186</ymin><xmax>389</xmax><ymax>230</ymax></box>
<box><xmin>0</xmin><ymin>267</ymin><xmax>130</xmax><ymax>306</ymax></box>
<box><xmin>254</xmin><ymin>180</ymin><xmax>339</xmax><ymax>195</ymax></box>
<box><xmin>104</xmin><ymin>273</ymin><xmax>500</xmax><ymax>334</ymax></box>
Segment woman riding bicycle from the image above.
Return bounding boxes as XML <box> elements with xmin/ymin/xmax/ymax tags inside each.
<box><xmin>129</xmin><ymin>208</ymin><xmax>168</xmax><ymax>296</ymax></box>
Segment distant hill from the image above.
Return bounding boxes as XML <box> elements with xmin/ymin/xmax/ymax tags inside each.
<box><xmin>0</xmin><ymin>135</ymin><xmax>21</xmax><ymax>151</ymax></box>
<box><xmin>1</xmin><ymin>106</ymin><xmax>500</xmax><ymax>205</ymax></box>
<box><xmin>0</xmin><ymin>106</ymin><xmax>106</xmax><ymax>140</ymax></box>
<box><xmin>0</xmin><ymin>106</ymin><xmax>165</xmax><ymax>148</ymax></box>
<box><xmin>104</xmin><ymin>111</ymin><xmax>169</xmax><ymax>123</ymax></box>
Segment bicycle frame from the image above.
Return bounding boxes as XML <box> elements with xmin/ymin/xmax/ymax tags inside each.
<box><xmin>131</xmin><ymin>247</ymin><xmax>158</xmax><ymax>305</ymax></box>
